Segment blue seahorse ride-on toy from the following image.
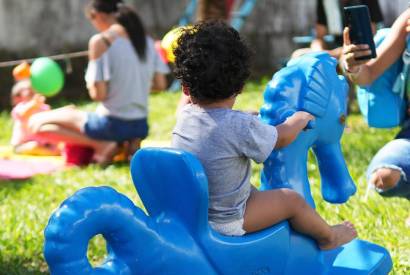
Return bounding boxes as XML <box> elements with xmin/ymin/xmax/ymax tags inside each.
<box><xmin>43</xmin><ymin>52</ymin><xmax>392</xmax><ymax>275</ymax></box>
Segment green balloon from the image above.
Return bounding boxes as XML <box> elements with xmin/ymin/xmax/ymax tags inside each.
<box><xmin>30</xmin><ymin>57</ymin><xmax>64</xmax><ymax>97</ymax></box>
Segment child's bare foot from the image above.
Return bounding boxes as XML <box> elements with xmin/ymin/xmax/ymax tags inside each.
<box><xmin>370</xmin><ymin>173</ymin><xmax>387</xmax><ymax>190</ymax></box>
<box><xmin>369</xmin><ymin>169</ymin><xmax>401</xmax><ymax>191</ymax></box>
<box><xmin>318</xmin><ymin>221</ymin><xmax>357</xmax><ymax>250</ymax></box>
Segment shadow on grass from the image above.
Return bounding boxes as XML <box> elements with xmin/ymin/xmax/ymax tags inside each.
<box><xmin>0</xmin><ymin>257</ymin><xmax>48</xmax><ymax>275</ymax></box>
<box><xmin>110</xmin><ymin>162</ymin><xmax>131</xmax><ymax>169</ymax></box>
<box><xmin>0</xmin><ymin>178</ymin><xmax>36</xmax><ymax>192</ymax></box>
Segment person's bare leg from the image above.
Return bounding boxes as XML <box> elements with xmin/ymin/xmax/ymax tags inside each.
<box><xmin>49</xmin><ymin>104</ymin><xmax>76</xmax><ymax>112</ymax></box>
<box><xmin>29</xmin><ymin>106</ymin><xmax>86</xmax><ymax>133</ymax></box>
<box><xmin>36</xmin><ymin>124</ymin><xmax>117</xmax><ymax>164</ymax></box>
<box><xmin>127</xmin><ymin>138</ymin><xmax>142</xmax><ymax>160</ymax></box>
<box><xmin>30</xmin><ymin>107</ymin><xmax>120</xmax><ymax>164</ymax></box>
<box><xmin>243</xmin><ymin>189</ymin><xmax>357</xmax><ymax>250</ymax></box>
<box><xmin>369</xmin><ymin>168</ymin><xmax>402</xmax><ymax>191</ymax></box>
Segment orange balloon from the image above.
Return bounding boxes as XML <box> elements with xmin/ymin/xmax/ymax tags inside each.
<box><xmin>13</xmin><ymin>62</ymin><xmax>31</xmax><ymax>81</ymax></box>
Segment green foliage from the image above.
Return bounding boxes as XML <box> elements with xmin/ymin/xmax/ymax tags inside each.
<box><xmin>0</xmin><ymin>83</ymin><xmax>408</xmax><ymax>274</ymax></box>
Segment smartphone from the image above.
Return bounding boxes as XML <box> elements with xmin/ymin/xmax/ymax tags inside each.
<box><xmin>344</xmin><ymin>5</ymin><xmax>377</xmax><ymax>60</ymax></box>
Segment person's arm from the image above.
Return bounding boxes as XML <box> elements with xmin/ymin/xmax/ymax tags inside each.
<box><xmin>311</xmin><ymin>24</ymin><xmax>328</xmax><ymax>51</ymax></box>
<box><xmin>87</xmin><ymin>35</ymin><xmax>109</xmax><ymax>102</ymax></box>
<box><xmin>151</xmin><ymin>37</ymin><xmax>170</xmax><ymax>93</ymax></box>
<box><xmin>311</xmin><ymin>0</ymin><xmax>328</xmax><ymax>51</ymax></box>
<box><xmin>311</xmin><ymin>24</ymin><xmax>344</xmax><ymax>58</ymax></box>
<box><xmin>371</xmin><ymin>22</ymin><xmax>377</xmax><ymax>35</ymax></box>
<box><xmin>342</xmin><ymin>9</ymin><xmax>410</xmax><ymax>85</ymax></box>
<box><xmin>151</xmin><ymin>73</ymin><xmax>168</xmax><ymax>92</ymax></box>
<box><xmin>275</xmin><ymin>111</ymin><xmax>314</xmax><ymax>149</ymax></box>
<box><xmin>14</xmin><ymin>95</ymin><xmax>46</xmax><ymax>120</ymax></box>
<box><xmin>88</xmin><ymin>82</ymin><xmax>108</xmax><ymax>102</ymax></box>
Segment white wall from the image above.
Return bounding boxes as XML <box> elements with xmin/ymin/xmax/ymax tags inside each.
<box><xmin>378</xmin><ymin>0</ymin><xmax>408</xmax><ymax>26</ymax></box>
<box><xmin>0</xmin><ymin>0</ymin><xmax>407</xmax><ymax>69</ymax></box>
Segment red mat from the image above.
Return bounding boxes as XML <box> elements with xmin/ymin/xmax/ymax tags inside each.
<box><xmin>0</xmin><ymin>159</ymin><xmax>62</xmax><ymax>180</ymax></box>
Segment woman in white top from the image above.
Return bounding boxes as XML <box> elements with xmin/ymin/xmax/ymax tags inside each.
<box><xmin>29</xmin><ymin>0</ymin><xmax>169</xmax><ymax>164</ymax></box>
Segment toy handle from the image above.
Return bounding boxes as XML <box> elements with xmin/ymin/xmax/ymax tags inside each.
<box><xmin>279</xmin><ymin>110</ymin><xmax>315</xmax><ymax>130</ymax></box>
<box><xmin>304</xmin><ymin>120</ymin><xmax>315</xmax><ymax>130</ymax></box>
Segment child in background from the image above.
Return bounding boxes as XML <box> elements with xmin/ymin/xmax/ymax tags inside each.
<box><xmin>10</xmin><ymin>80</ymin><xmax>60</xmax><ymax>155</ymax></box>
<box><xmin>172</xmin><ymin>21</ymin><xmax>357</xmax><ymax>250</ymax></box>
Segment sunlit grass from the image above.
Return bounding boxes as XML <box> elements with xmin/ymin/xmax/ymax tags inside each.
<box><xmin>0</xmin><ymin>82</ymin><xmax>408</xmax><ymax>274</ymax></box>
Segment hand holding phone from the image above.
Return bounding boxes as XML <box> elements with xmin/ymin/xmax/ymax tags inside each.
<box><xmin>344</xmin><ymin>5</ymin><xmax>377</xmax><ymax>60</ymax></box>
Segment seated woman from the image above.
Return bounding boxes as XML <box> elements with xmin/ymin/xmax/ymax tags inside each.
<box><xmin>29</xmin><ymin>0</ymin><xmax>169</xmax><ymax>164</ymax></box>
<box><xmin>342</xmin><ymin>8</ymin><xmax>410</xmax><ymax>224</ymax></box>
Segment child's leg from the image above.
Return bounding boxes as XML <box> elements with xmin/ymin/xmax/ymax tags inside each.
<box><xmin>243</xmin><ymin>189</ymin><xmax>357</xmax><ymax>250</ymax></box>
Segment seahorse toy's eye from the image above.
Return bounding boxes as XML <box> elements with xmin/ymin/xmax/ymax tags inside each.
<box><xmin>339</xmin><ymin>114</ymin><xmax>346</xmax><ymax>125</ymax></box>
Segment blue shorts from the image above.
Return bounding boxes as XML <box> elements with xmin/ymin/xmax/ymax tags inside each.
<box><xmin>84</xmin><ymin>113</ymin><xmax>148</xmax><ymax>142</ymax></box>
<box><xmin>367</xmin><ymin>124</ymin><xmax>410</xmax><ymax>199</ymax></box>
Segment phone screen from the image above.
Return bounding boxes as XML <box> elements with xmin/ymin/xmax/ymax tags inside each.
<box><xmin>344</xmin><ymin>5</ymin><xmax>377</xmax><ymax>60</ymax></box>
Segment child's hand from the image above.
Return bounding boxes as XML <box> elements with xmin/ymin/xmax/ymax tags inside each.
<box><xmin>32</xmin><ymin>94</ymin><xmax>46</xmax><ymax>107</ymax></box>
<box><xmin>341</xmin><ymin>27</ymin><xmax>371</xmax><ymax>74</ymax></box>
<box><xmin>292</xmin><ymin>111</ymin><xmax>314</xmax><ymax>125</ymax></box>
<box><xmin>16</xmin><ymin>94</ymin><xmax>46</xmax><ymax>120</ymax></box>
<box><xmin>275</xmin><ymin>111</ymin><xmax>315</xmax><ymax>148</ymax></box>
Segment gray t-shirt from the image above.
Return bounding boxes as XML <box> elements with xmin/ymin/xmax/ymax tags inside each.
<box><xmin>172</xmin><ymin>104</ymin><xmax>278</xmax><ymax>224</ymax></box>
<box><xmin>85</xmin><ymin>36</ymin><xmax>170</xmax><ymax>120</ymax></box>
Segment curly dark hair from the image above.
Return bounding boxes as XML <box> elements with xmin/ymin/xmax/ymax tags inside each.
<box><xmin>174</xmin><ymin>21</ymin><xmax>252</xmax><ymax>103</ymax></box>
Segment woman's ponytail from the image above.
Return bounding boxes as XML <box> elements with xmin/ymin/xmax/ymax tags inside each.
<box><xmin>115</xmin><ymin>4</ymin><xmax>147</xmax><ymax>61</ymax></box>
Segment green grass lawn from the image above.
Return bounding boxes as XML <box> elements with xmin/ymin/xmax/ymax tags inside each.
<box><xmin>0</xmin><ymin>82</ymin><xmax>409</xmax><ymax>274</ymax></box>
